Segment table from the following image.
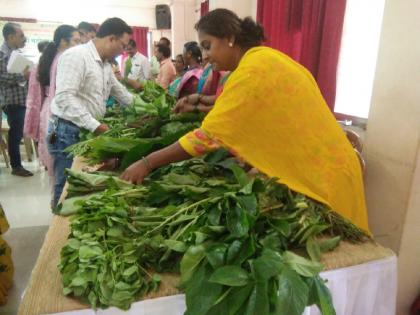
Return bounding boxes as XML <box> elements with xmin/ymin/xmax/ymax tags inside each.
<box><xmin>18</xmin><ymin>158</ymin><xmax>397</xmax><ymax>315</ymax></box>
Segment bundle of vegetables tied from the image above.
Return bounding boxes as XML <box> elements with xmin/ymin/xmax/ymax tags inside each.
<box><xmin>58</xmin><ymin>149</ymin><xmax>370</xmax><ymax>314</ymax></box>
<box><xmin>65</xmin><ymin>81</ymin><xmax>205</xmax><ymax>168</ymax></box>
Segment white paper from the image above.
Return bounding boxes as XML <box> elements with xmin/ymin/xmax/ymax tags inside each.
<box><xmin>7</xmin><ymin>50</ymin><xmax>34</xmax><ymax>74</ymax></box>
<box><xmin>43</xmin><ymin>309</ymin><xmax>95</xmax><ymax>315</ymax></box>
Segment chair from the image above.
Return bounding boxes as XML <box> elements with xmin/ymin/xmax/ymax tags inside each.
<box><xmin>343</xmin><ymin>128</ymin><xmax>365</xmax><ymax>174</ymax></box>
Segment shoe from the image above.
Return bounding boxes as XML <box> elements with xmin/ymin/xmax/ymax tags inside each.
<box><xmin>11</xmin><ymin>167</ymin><xmax>33</xmax><ymax>177</ymax></box>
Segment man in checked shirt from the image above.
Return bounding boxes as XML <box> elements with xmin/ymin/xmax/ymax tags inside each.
<box><xmin>0</xmin><ymin>22</ymin><xmax>32</xmax><ymax>177</ymax></box>
<box><xmin>47</xmin><ymin>17</ymin><xmax>134</xmax><ymax>207</ymax></box>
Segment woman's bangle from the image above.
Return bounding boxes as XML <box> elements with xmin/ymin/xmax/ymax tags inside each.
<box><xmin>142</xmin><ymin>156</ymin><xmax>153</xmax><ymax>172</ymax></box>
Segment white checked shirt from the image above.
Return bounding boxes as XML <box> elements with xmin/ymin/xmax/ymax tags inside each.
<box><xmin>127</xmin><ymin>51</ymin><xmax>151</xmax><ymax>82</ymax></box>
<box><xmin>50</xmin><ymin>41</ymin><xmax>133</xmax><ymax>132</ymax></box>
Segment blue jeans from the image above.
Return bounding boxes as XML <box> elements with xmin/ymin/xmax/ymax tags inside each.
<box><xmin>47</xmin><ymin>117</ymin><xmax>80</xmax><ymax>207</ymax></box>
<box><xmin>3</xmin><ymin>105</ymin><xmax>26</xmax><ymax>169</ymax></box>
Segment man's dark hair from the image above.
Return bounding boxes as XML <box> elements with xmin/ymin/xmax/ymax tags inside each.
<box><xmin>156</xmin><ymin>44</ymin><xmax>171</xmax><ymax>58</ymax></box>
<box><xmin>128</xmin><ymin>39</ymin><xmax>137</xmax><ymax>48</ymax></box>
<box><xmin>159</xmin><ymin>37</ymin><xmax>171</xmax><ymax>47</ymax></box>
<box><xmin>2</xmin><ymin>22</ymin><xmax>21</xmax><ymax>40</ymax></box>
<box><xmin>77</xmin><ymin>21</ymin><xmax>96</xmax><ymax>33</ymax></box>
<box><xmin>96</xmin><ymin>18</ymin><xmax>132</xmax><ymax>38</ymax></box>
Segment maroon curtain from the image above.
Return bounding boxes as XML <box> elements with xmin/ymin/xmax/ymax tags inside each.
<box><xmin>257</xmin><ymin>0</ymin><xmax>347</xmax><ymax>111</ymax></box>
<box><xmin>131</xmin><ymin>26</ymin><xmax>149</xmax><ymax>57</ymax></box>
<box><xmin>201</xmin><ymin>0</ymin><xmax>209</xmax><ymax>17</ymax></box>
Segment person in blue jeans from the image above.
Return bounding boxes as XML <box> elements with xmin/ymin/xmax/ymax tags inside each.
<box><xmin>47</xmin><ymin>18</ymin><xmax>134</xmax><ymax>207</ymax></box>
<box><xmin>0</xmin><ymin>23</ymin><xmax>32</xmax><ymax>177</ymax></box>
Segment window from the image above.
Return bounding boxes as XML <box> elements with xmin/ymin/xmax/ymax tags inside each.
<box><xmin>334</xmin><ymin>0</ymin><xmax>386</xmax><ymax>119</ymax></box>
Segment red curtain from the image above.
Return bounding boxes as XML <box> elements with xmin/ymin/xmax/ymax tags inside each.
<box><xmin>131</xmin><ymin>26</ymin><xmax>149</xmax><ymax>57</ymax></box>
<box><xmin>201</xmin><ymin>0</ymin><xmax>209</xmax><ymax>17</ymax></box>
<box><xmin>257</xmin><ymin>0</ymin><xmax>347</xmax><ymax>111</ymax></box>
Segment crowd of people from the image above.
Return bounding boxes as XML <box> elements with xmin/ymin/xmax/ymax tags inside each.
<box><xmin>0</xmin><ymin>16</ymin><xmax>231</xmax><ymax>208</ymax></box>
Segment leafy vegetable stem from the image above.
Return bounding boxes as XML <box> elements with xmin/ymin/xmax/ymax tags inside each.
<box><xmin>147</xmin><ymin>197</ymin><xmax>217</xmax><ymax>235</ymax></box>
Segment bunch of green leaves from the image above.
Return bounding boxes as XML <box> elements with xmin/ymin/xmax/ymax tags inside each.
<box><xmin>59</xmin><ymin>152</ymin><xmax>370</xmax><ymax>313</ymax></box>
<box><xmin>65</xmin><ymin>82</ymin><xmax>204</xmax><ymax>166</ymax></box>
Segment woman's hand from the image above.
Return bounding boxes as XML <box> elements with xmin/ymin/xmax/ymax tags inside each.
<box><xmin>97</xmin><ymin>157</ymin><xmax>120</xmax><ymax>171</ymax></box>
<box><xmin>120</xmin><ymin>159</ymin><xmax>150</xmax><ymax>184</ymax></box>
<box><xmin>174</xmin><ymin>97</ymin><xmax>191</xmax><ymax>113</ymax></box>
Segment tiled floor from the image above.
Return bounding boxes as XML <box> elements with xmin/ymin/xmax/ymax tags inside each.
<box><xmin>0</xmin><ymin>160</ymin><xmax>52</xmax><ymax>314</ymax></box>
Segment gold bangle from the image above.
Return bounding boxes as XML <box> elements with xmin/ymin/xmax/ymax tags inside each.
<box><xmin>142</xmin><ymin>156</ymin><xmax>152</xmax><ymax>172</ymax></box>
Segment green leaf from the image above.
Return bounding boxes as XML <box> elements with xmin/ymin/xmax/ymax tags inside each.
<box><xmin>164</xmin><ymin>239</ymin><xmax>187</xmax><ymax>252</ymax></box>
<box><xmin>79</xmin><ymin>246</ymin><xmax>103</xmax><ymax>260</ymax></box>
<box><xmin>298</xmin><ymin>224</ymin><xmax>330</xmax><ymax>245</ymax></box>
<box><xmin>306</xmin><ymin>236</ymin><xmax>322</xmax><ymax>261</ymax></box>
<box><xmin>276</xmin><ymin>267</ymin><xmax>309</xmax><ymax>315</ymax></box>
<box><xmin>71</xmin><ymin>276</ymin><xmax>87</xmax><ymax>287</ymax></box>
<box><xmin>283</xmin><ymin>251</ymin><xmax>324</xmax><ymax>277</ymax></box>
<box><xmin>229</xmin><ymin>164</ymin><xmax>251</xmax><ymax>187</ymax></box>
<box><xmin>229</xmin><ymin>237</ymin><xmax>256</xmax><ymax>265</ymax></box>
<box><xmin>236</xmin><ymin>195</ymin><xmax>258</xmax><ymax>216</ymax></box>
<box><xmin>67</xmin><ymin>238</ymin><xmax>81</xmax><ymax>250</ymax></box>
<box><xmin>252</xmin><ymin>249</ymin><xmax>284</xmax><ymax>280</ymax></box>
<box><xmin>259</xmin><ymin>232</ymin><xmax>282</xmax><ymax>251</ymax></box>
<box><xmin>208</xmin><ymin>283</ymin><xmax>254</xmax><ymax>315</ymax></box>
<box><xmin>184</xmin><ymin>263</ymin><xmax>223</xmax><ymax>315</ymax></box>
<box><xmin>122</xmin><ymin>265</ymin><xmax>138</xmax><ymax>277</ymax></box>
<box><xmin>205</xmin><ymin>243</ymin><xmax>227</xmax><ymax>269</ymax></box>
<box><xmin>227</xmin><ymin>205</ymin><xmax>249</xmax><ymax>238</ymax></box>
<box><xmin>180</xmin><ymin>245</ymin><xmax>206</xmax><ymax>284</ymax></box>
<box><xmin>209</xmin><ymin>265</ymin><xmax>249</xmax><ymax>287</ymax></box>
<box><xmin>319</xmin><ymin>236</ymin><xmax>341</xmax><ymax>252</ymax></box>
<box><xmin>310</xmin><ymin>276</ymin><xmax>336</xmax><ymax>315</ymax></box>
<box><xmin>107</xmin><ymin>227</ymin><xmax>124</xmax><ymax>238</ymax></box>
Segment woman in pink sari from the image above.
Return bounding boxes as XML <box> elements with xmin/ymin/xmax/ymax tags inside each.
<box><xmin>176</xmin><ymin>41</ymin><xmax>203</xmax><ymax>99</ymax></box>
<box><xmin>24</xmin><ymin>25</ymin><xmax>80</xmax><ymax>194</ymax></box>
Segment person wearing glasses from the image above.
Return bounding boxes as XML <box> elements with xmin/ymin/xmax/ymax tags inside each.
<box><xmin>47</xmin><ymin>18</ymin><xmax>134</xmax><ymax>207</ymax></box>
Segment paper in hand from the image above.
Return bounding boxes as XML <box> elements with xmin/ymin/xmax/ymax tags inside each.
<box><xmin>7</xmin><ymin>50</ymin><xmax>34</xmax><ymax>74</ymax></box>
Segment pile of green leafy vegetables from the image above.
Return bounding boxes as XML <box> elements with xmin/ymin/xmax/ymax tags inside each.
<box><xmin>65</xmin><ymin>81</ymin><xmax>205</xmax><ymax>168</ymax></box>
<box><xmin>58</xmin><ymin>150</ymin><xmax>370</xmax><ymax>314</ymax></box>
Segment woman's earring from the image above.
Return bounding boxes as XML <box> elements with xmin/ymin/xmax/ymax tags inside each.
<box><xmin>229</xmin><ymin>42</ymin><xmax>233</xmax><ymax>47</ymax></box>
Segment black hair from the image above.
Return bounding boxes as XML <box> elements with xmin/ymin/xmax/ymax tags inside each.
<box><xmin>37</xmin><ymin>40</ymin><xmax>50</xmax><ymax>53</ymax></box>
<box><xmin>184</xmin><ymin>41</ymin><xmax>202</xmax><ymax>63</ymax></box>
<box><xmin>2</xmin><ymin>22</ymin><xmax>20</xmax><ymax>40</ymax></box>
<box><xmin>38</xmin><ymin>24</ymin><xmax>77</xmax><ymax>87</ymax></box>
<box><xmin>128</xmin><ymin>39</ymin><xmax>136</xmax><ymax>48</ymax></box>
<box><xmin>96</xmin><ymin>17</ymin><xmax>132</xmax><ymax>38</ymax></box>
<box><xmin>159</xmin><ymin>37</ymin><xmax>171</xmax><ymax>47</ymax></box>
<box><xmin>156</xmin><ymin>44</ymin><xmax>171</xmax><ymax>58</ymax></box>
<box><xmin>195</xmin><ymin>8</ymin><xmax>265</xmax><ymax>49</ymax></box>
<box><xmin>77</xmin><ymin>21</ymin><xmax>96</xmax><ymax>33</ymax></box>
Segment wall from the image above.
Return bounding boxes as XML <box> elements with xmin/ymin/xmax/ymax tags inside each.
<box><xmin>0</xmin><ymin>0</ymin><xmax>166</xmax><ymax>27</ymax></box>
<box><xmin>170</xmin><ymin>0</ymin><xmax>197</xmax><ymax>56</ymax></box>
<box><xmin>209</xmin><ymin>0</ymin><xmax>257</xmax><ymax>19</ymax></box>
<box><xmin>364</xmin><ymin>0</ymin><xmax>420</xmax><ymax>313</ymax></box>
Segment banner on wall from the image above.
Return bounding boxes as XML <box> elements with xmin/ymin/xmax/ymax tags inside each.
<box><xmin>0</xmin><ymin>20</ymin><xmax>61</xmax><ymax>62</ymax></box>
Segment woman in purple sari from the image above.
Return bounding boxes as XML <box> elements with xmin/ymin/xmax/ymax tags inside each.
<box><xmin>176</xmin><ymin>41</ymin><xmax>203</xmax><ymax>99</ymax></box>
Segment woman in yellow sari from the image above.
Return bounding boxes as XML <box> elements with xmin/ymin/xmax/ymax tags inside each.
<box><xmin>121</xmin><ymin>9</ymin><xmax>369</xmax><ymax>232</ymax></box>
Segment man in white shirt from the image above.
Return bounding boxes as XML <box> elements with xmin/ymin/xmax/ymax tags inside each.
<box><xmin>124</xmin><ymin>39</ymin><xmax>150</xmax><ymax>88</ymax></box>
<box><xmin>48</xmin><ymin>17</ymin><xmax>134</xmax><ymax>207</ymax></box>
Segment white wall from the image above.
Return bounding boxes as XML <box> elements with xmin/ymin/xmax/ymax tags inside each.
<box><xmin>209</xmin><ymin>0</ymin><xmax>257</xmax><ymax>19</ymax></box>
<box><xmin>363</xmin><ymin>0</ymin><xmax>420</xmax><ymax>313</ymax></box>
<box><xmin>0</xmin><ymin>0</ymin><xmax>166</xmax><ymax>27</ymax></box>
